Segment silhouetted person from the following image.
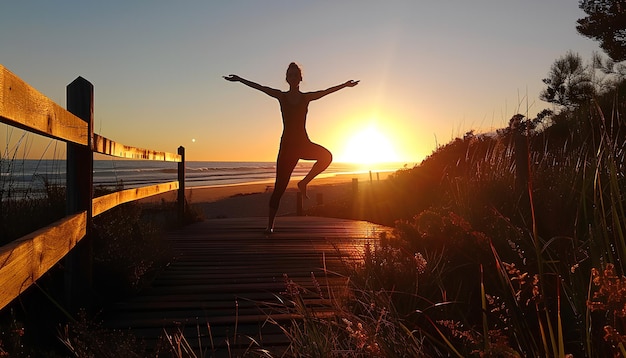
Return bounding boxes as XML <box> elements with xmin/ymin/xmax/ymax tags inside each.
<box><xmin>224</xmin><ymin>62</ymin><xmax>359</xmax><ymax>234</ymax></box>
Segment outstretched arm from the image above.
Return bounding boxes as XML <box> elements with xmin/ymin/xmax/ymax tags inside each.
<box><xmin>307</xmin><ymin>80</ymin><xmax>359</xmax><ymax>101</ymax></box>
<box><xmin>223</xmin><ymin>74</ymin><xmax>281</xmax><ymax>98</ymax></box>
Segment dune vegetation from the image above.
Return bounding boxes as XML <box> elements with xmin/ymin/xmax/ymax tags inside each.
<box><xmin>3</xmin><ymin>2</ymin><xmax>626</xmax><ymax>355</ymax></box>
<box><xmin>300</xmin><ymin>76</ymin><xmax>626</xmax><ymax>356</ymax></box>
<box><xmin>3</xmin><ymin>76</ymin><xmax>626</xmax><ymax>358</ymax></box>
<box><xmin>2</xmin><ymin>71</ymin><xmax>626</xmax><ymax>358</ymax></box>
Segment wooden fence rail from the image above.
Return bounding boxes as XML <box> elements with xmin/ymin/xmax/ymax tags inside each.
<box><xmin>0</xmin><ymin>64</ymin><xmax>185</xmax><ymax>311</ymax></box>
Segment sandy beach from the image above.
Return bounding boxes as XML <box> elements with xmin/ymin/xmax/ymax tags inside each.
<box><xmin>140</xmin><ymin>171</ymin><xmax>392</xmax><ymax>219</ymax></box>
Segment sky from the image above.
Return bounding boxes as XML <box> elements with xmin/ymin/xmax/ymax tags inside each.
<box><xmin>0</xmin><ymin>1</ymin><xmax>602</xmax><ymax>165</ymax></box>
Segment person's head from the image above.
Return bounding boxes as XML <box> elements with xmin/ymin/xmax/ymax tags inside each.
<box><xmin>285</xmin><ymin>62</ymin><xmax>302</xmax><ymax>86</ymax></box>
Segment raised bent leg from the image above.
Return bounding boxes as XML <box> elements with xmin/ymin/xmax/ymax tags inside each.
<box><xmin>298</xmin><ymin>143</ymin><xmax>332</xmax><ymax>199</ymax></box>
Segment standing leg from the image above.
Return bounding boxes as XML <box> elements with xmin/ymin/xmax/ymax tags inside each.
<box><xmin>267</xmin><ymin>152</ymin><xmax>298</xmax><ymax>234</ymax></box>
<box><xmin>298</xmin><ymin>142</ymin><xmax>332</xmax><ymax>199</ymax></box>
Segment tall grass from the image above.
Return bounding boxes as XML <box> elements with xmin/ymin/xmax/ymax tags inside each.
<box><xmin>0</xmin><ymin>127</ymin><xmax>182</xmax><ymax>355</ymax></box>
<box><xmin>288</xmin><ymin>81</ymin><xmax>626</xmax><ymax>356</ymax></box>
<box><xmin>1</xmin><ymin>127</ymin><xmax>66</xmax><ymax>245</ymax></box>
<box><xmin>4</xmin><ymin>87</ymin><xmax>625</xmax><ymax>356</ymax></box>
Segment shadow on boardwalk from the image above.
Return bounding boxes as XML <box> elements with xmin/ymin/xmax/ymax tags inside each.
<box><xmin>103</xmin><ymin>216</ymin><xmax>391</xmax><ymax>356</ymax></box>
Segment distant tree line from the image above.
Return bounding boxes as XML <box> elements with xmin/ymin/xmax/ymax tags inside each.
<box><xmin>536</xmin><ymin>1</ymin><xmax>625</xmax><ymax>128</ymax></box>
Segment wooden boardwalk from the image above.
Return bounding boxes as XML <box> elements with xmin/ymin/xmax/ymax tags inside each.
<box><xmin>103</xmin><ymin>216</ymin><xmax>390</xmax><ymax>356</ymax></box>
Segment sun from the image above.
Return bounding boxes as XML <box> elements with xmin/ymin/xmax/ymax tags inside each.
<box><xmin>338</xmin><ymin>125</ymin><xmax>399</xmax><ymax>165</ymax></box>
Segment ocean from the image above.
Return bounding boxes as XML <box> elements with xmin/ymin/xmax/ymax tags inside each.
<box><xmin>0</xmin><ymin>159</ymin><xmax>406</xmax><ymax>197</ymax></box>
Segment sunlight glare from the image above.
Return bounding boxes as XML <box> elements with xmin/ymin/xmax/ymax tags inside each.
<box><xmin>339</xmin><ymin>124</ymin><xmax>399</xmax><ymax>165</ymax></box>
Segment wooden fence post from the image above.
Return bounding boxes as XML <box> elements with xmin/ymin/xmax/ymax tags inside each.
<box><xmin>352</xmin><ymin>178</ymin><xmax>359</xmax><ymax>196</ymax></box>
<box><xmin>178</xmin><ymin>146</ymin><xmax>186</xmax><ymax>222</ymax></box>
<box><xmin>351</xmin><ymin>178</ymin><xmax>359</xmax><ymax>207</ymax></box>
<box><xmin>296</xmin><ymin>192</ymin><xmax>303</xmax><ymax>216</ymax></box>
<box><xmin>65</xmin><ymin>77</ymin><xmax>94</xmax><ymax>311</ymax></box>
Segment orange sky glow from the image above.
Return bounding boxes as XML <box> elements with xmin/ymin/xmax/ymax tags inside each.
<box><xmin>1</xmin><ymin>2</ymin><xmax>601</xmax><ymax>168</ymax></box>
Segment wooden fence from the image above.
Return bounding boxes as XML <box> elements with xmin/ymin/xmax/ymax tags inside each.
<box><xmin>0</xmin><ymin>64</ymin><xmax>185</xmax><ymax>311</ymax></box>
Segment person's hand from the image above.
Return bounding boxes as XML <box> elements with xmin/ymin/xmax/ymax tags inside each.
<box><xmin>345</xmin><ymin>80</ymin><xmax>359</xmax><ymax>87</ymax></box>
<box><xmin>223</xmin><ymin>74</ymin><xmax>241</xmax><ymax>82</ymax></box>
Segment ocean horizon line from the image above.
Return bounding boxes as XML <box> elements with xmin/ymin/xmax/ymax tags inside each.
<box><xmin>1</xmin><ymin>159</ymin><xmax>409</xmax><ymax>196</ymax></box>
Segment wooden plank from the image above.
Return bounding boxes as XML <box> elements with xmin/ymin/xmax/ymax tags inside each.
<box><xmin>103</xmin><ymin>216</ymin><xmax>390</xmax><ymax>355</ymax></box>
<box><xmin>92</xmin><ymin>181</ymin><xmax>179</xmax><ymax>216</ymax></box>
<box><xmin>0</xmin><ymin>64</ymin><xmax>88</xmax><ymax>145</ymax></box>
<box><xmin>0</xmin><ymin>212</ymin><xmax>87</xmax><ymax>310</ymax></box>
<box><xmin>93</xmin><ymin>134</ymin><xmax>181</xmax><ymax>162</ymax></box>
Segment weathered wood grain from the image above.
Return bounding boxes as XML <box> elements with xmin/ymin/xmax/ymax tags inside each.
<box><xmin>94</xmin><ymin>134</ymin><xmax>181</xmax><ymax>161</ymax></box>
<box><xmin>0</xmin><ymin>64</ymin><xmax>88</xmax><ymax>145</ymax></box>
<box><xmin>103</xmin><ymin>216</ymin><xmax>390</xmax><ymax>356</ymax></box>
<box><xmin>0</xmin><ymin>212</ymin><xmax>87</xmax><ymax>310</ymax></box>
<box><xmin>0</xmin><ymin>64</ymin><xmax>187</xmax><ymax>313</ymax></box>
<box><xmin>92</xmin><ymin>181</ymin><xmax>179</xmax><ymax>216</ymax></box>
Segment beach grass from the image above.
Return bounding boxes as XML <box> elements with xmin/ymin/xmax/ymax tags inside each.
<box><xmin>285</xmin><ymin>79</ymin><xmax>626</xmax><ymax>357</ymax></box>
<box><xmin>0</xmin><ymin>145</ymin><xmax>181</xmax><ymax>355</ymax></box>
<box><xmin>3</xmin><ymin>78</ymin><xmax>626</xmax><ymax>355</ymax></box>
